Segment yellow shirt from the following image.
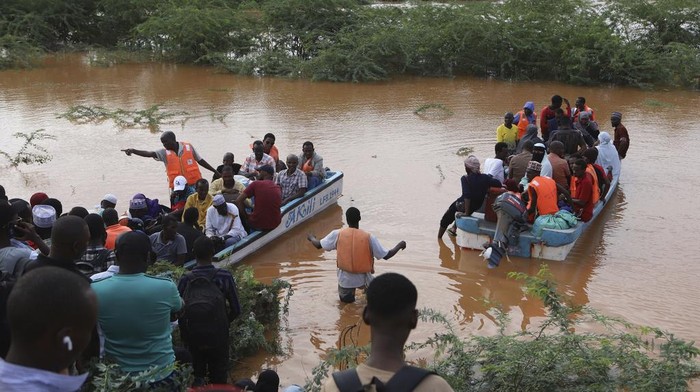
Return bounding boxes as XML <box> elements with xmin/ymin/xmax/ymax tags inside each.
<box><xmin>321</xmin><ymin>363</ymin><xmax>453</xmax><ymax>392</ymax></box>
<box><xmin>182</xmin><ymin>193</ymin><xmax>212</xmax><ymax>229</ymax></box>
<box><xmin>496</xmin><ymin>124</ymin><xmax>519</xmax><ymax>149</ymax></box>
<box><xmin>209</xmin><ymin>178</ymin><xmax>246</xmax><ymax>196</ymax></box>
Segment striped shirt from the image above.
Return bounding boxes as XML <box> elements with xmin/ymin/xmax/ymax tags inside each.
<box><xmin>177</xmin><ymin>265</ymin><xmax>241</xmax><ymax>320</ymax></box>
<box><xmin>275</xmin><ymin>168</ymin><xmax>308</xmax><ymax>200</ymax></box>
<box><xmin>80</xmin><ymin>245</ymin><xmax>117</xmax><ymax>272</ymax></box>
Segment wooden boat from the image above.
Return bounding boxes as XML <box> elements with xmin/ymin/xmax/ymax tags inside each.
<box><xmin>455</xmin><ymin>174</ymin><xmax>619</xmax><ymax>261</ymax></box>
<box><xmin>185</xmin><ymin>170</ymin><xmax>343</xmax><ymax>268</ymax></box>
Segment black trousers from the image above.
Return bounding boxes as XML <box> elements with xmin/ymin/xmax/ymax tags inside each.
<box><xmin>188</xmin><ymin>337</ymin><xmax>229</xmax><ymax>385</ymax></box>
<box><xmin>440</xmin><ymin>201</ymin><xmax>459</xmax><ymax>229</ymax></box>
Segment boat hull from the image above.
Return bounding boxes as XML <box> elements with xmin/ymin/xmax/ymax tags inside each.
<box><xmin>456</xmin><ymin>175</ymin><xmax>618</xmax><ymax>261</ymax></box>
<box><xmin>192</xmin><ymin>171</ymin><xmax>343</xmax><ymax>268</ymax></box>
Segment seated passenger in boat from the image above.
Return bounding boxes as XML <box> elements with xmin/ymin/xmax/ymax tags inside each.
<box><xmin>235</xmin><ymin>165</ymin><xmax>282</xmax><ymax>232</ymax></box>
<box><xmin>275</xmin><ymin>155</ymin><xmax>308</xmax><ymax>205</ymax></box>
<box><xmin>568</xmin><ymin>153</ymin><xmax>600</xmax><ymax>205</ymax></box>
<box><xmin>523</xmin><ymin>161</ymin><xmax>572</xmax><ymax>223</ymax></box>
<box><xmin>483</xmin><ymin>142</ymin><xmax>509</xmax><ymax>183</ymax></box>
<box><xmin>212</xmin><ymin>152</ymin><xmax>241</xmax><ymax>181</ymax></box>
<box><xmin>205</xmin><ymin>195</ymin><xmax>247</xmax><ymax>250</ymax></box>
<box><xmin>241</xmin><ymin>140</ymin><xmax>276</xmax><ymax>180</ymax></box>
<box><xmin>149</xmin><ymin>215</ymin><xmax>187</xmax><ymax>266</ymax></box>
<box><xmin>169</xmin><ymin>176</ymin><xmax>189</xmax><ymax>215</ymax></box>
<box><xmin>582</xmin><ymin>148</ymin><xmax>610</xmax><ymax>200</ymax></box>
<box><xmin>524</xmin><ymin>143</ymin><xmax>549</xmax><ymax>190</ymax></box>
<box><xmin>509</xmin><ymin>140</ymin><xmax>533</xmax><ymax>181</ymax></box>
<box><xmin>595</xmin><ymin>132</ymin><xmax>621</xmax><ymax>180</ymax></box>
<box><xmin>438</xmin><ymin>155</ymin><xmax>502</xmax><ymax>238</ymax></box>
<box><xmin>298</xmin><ymin>141</ymin><xmax>325</xmax><ymax>190</ymax></box>
<box><xmin>573</xmin><ymin>112</ymin><xmax>598</xmax><ymax>147</ymax></box>
<box><xmin>496</xmin><ymin>112</ymin><xmax>518</xmax><ymax>152</ymax></box>
<box><xmin>570</xmin><ymin>159</ymin><xmax>595</xmax><ymax>222</ymax></box>
<box><xmin>182</xmin><ymin>179</ymin><xmax>212</xmax><ymax>229</ymax></box>
<box><xmin>546</xmin><ymin>108</ymin><xmax>565</xmax><ymax>136</ymax></box>
<box><xmin>546</xmin><ymin>141</ymin><xmax>571</xmax><ymax>189</ymax></box>
<box><xmin>210</xmin><ymin>165</ymin><xmax>246</xmax><ymax>203</ymax></box>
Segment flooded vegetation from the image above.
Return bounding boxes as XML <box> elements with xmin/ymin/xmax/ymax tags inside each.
<box><xmin>1</xmin><ymin>0</ymin><xmax>699</xmax><ymax>87</ymax></box>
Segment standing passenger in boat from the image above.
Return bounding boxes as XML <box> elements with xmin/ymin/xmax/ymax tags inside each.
<box><xmin>122</xmin><ymin>131</ymin><xmax>219</xmax><ymax>195</ymax></box>
<box><xmin>438</xmin><ymin>155</ymin><xmax>502</xmax><ymax>238</ymax></box>
<box><xmin>513</xmin><ymin>102</ymin><xmax>537</xmax><ymax>140</ymax></box>
<box><xmin>595</xmin><ymin>132</ymin><xmax>621</xmax><ymax>180</ymax></box>
<box><xmin>483</xmin><ymin>142</ymin><xmax>509</xmax><ymax>183</ymax></box>
<box><xmin>572</xmin><ymin>96</ymin><xmax>595</xmax><ymax>123</ymax></box>
<box><xmin>571</xmin><ymin>160</ymin><xmax>595</xmax><ymax>222</ymax></box>
<box><xmin>276</xmin><ymin>155</ymin><xmax>308</xmax><ymax>205</ymax></box>
<box><xmin>307</xmin><ymin>207</ymin><xmax>406</xmax><ymax>303</ymax></box>
<box><xmin>540</xmin><ymin>95</ymin><xmax>570</xmax><ymax>142</ymax></box>
<box><xmin>496</xmin><ymin>112</ymin><xmax>518</xmax><ymax>152</ymax></box>
<box><xmin>573</xmin><ymin>112</ymin><xmax>599</xmax><ymax>146</ymax></box>
<box><xmin>515</xmin><ymin>124</ymin><xmax>542</xmax><ymax>154</ymax></box>
<box><xmin>299</xmin><ymin>141</ymin><xmax>325</xmax><ymax>190</ymax></box>
<box><xmin>549</xmin><ymin>116</ymin><xmax>587</xmax><ymax>156</ymax></box>
<box><xmin>611</xmin><ymin>112</ymin><xmax>630</xmax><ymax>159</ymax></box>
<box><xmin>235</xmin><ymin>165</ymin><xmax>282</xmax><ymax>231</ymax></box>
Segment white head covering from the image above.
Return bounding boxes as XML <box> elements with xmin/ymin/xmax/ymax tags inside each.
<box><xmin>595</xmin><ymin>132</ymin><xmax>621</xmax><ymax>179</ymax></box>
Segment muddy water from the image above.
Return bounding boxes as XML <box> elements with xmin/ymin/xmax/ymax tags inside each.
<box><xmin>2</xmin><ymin>54</ymin><xmax>699</xmax><ymax>387</ymax></box>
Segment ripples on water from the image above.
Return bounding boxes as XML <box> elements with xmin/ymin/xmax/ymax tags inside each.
<box><xmin>1</xmin><ymin>54</ymin><xmax>700</xmax><ymax>386</ymax></box>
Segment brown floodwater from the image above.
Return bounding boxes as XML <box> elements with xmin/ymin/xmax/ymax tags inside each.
<box><xmin>2</xmin><ymin>54</ymin><xmax>699</xmax><ymax>388</ymax></box>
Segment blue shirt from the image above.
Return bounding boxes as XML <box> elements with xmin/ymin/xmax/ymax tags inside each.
<box><xmin>91</xmin><ymin>273</ymin><xmax>183</xmax><ymax>376</ymax></box>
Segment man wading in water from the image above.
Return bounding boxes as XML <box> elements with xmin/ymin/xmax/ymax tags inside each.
<box><xmin>307</xmin><ymin>207</ymin><xmax>406</xmax><ymax>303</ymax></box>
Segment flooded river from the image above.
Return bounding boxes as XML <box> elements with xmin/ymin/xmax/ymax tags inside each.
<box><xmin>2</xmin><ymin>54</ymin><xmax>699</xmax><ymax>387</ymax></box>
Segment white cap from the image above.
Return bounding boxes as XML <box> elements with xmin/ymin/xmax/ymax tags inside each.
<box><xmin>32</xmin><ymin>205</ymin><xmax>56</xmax><ymax>228</ymax></box>
<box><xmin>173</xmin><ymin>175</ymin><xmax>187</xmax><ymax>191</ymax></box>
<box><xmin>212</xmin><ymin>194</ymin><xmax>226</xmax><ymax>206</ymax></box>
<box><xmin>102</xmin><ymin>193</ymin><xmax>118</xmax><ymax>205</ymax></box>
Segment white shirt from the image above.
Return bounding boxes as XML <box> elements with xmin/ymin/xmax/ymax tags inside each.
<box><xmin>0</xmin><ymin>358</ymin><xmax>88</xmax><ymax>392</ymax></box>
<box><xmin>205</xmin><ymin>203</ymin><xmax>247</xmax><ymax>239</ymax></box>
<box><xmin>90</xmin><ymin>265</ymin><xmax>120</xmax><ymax>281</ymax></box>
<box><xmin>319</xmin><ymin>229</ymin><xmax>389</xmax><ymax>289</ymax></box>
<box><xmin>483</xmin><ymin>158</ymin><xmax>505</xmax><ymax>183</ymax></box>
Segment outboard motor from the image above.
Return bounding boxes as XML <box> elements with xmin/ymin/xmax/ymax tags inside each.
<box><xmin>481</xmin><ymin>192</ymin><xmax>527</xmax><ymax>268</ymax></box>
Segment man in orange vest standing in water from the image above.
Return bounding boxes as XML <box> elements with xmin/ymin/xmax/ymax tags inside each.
<box><xmin>307</xmin><ymin>207</ymin><xmax>407</xmax><ymax>303</ymax></box>
<box><xmin>122</xmin><ymin>131</ymin><xmax>220</xmax><ymax>196</ymax></box>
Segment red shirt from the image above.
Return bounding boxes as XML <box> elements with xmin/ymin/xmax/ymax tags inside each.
<box><xmin>243</xmin><ymin>180</ymin><xmax>282</xmax><ymax>230</ymax></box>
<box><xmin>540</xmin><ymin>105</ymin><xmax>571</xmax><ymax>139</ymax></box>
<box><xmin>573</xmin><ymin>172</ymin><xmax>594</xmax><ymax>222</ymax></box>
<box><xmin>614</xmin><ymin>124</ymin><xmax>630</xmax><ymax>158</ymax></box>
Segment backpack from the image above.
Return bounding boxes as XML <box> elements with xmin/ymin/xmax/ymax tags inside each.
<box><xmin>332</xmin><ymin>365</ymin><xmax>436</xmax><ymax>392</ymax></box>
<box><xmin>179</xmin><ymin>269</ymin><xmax>229</xmax><ymax>348</ymax></box>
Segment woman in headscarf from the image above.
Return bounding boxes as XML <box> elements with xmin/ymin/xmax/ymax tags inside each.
<box><xmin>516</xmin><ymin>124</ymin><xmax>543</xmax><ymax>154</ymax></box>
<box><xmin>595</xmin><ymin>132</ymin><xmax>621</xmax><ymax>180</ymax></box>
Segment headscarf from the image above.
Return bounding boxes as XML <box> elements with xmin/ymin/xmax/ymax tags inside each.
<box><xmin>611</xmin><ymin>112</ymin><xmax>622</xmax><ymax>120</ymax></box>
<box><xmin>523</xmin><ymin>101</ymin><xmax>535</xmax><ymax>111</ymax></box>
<box><xmin>516</xmin><ymin>124</ymin><xmax>543</xmax><ymax>154</ymax></box>
<box><xmin>464</xmin><ymin>155</ymin><xmax>480</xmax><ymax>174</ymax></box>
<box><xmin>595</xmin><ymin>132</ymin><xmax>621</xmax><ymax>179</ymax></box>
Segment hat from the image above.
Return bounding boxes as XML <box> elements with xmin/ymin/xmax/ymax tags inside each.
<box><xmin>579</xmin><ymin>111</ymin><xmax>590</xmax><ymax>120</ymax></box>
<box><xmin>257</xmin><ymin>165</ymin><xmax>275</xmax><ymax>175</ymax></box>
<box><xmin>32</xmin><ymin>205</ymin><xmax>56</xmax><ymax>228</ymax></box>
<box><xmin>527</xmin><ymin>161</ymin><xmax>542</xmax><ymax>172</ymax></box>
<box><xmin>129</xmin><ymin>196</ymin><xmax>147</xmax><ymax>210</ymax></box>
<box><xmin>212</xmin><ymin>194</ymin><xmax>226</xmax><ymax>207</ymax></box>
<box><xmin>611</xmin><ymin>111</ymin><xmax>622</xmax><ymax>120</ymax></box>
<box><xmin>533</xmin><ymin>143</ymin><xmax>546</xmax><ymax>149</ymax></box>
<box><xmin>463</xmin><ymin>155</ymin><xmax>480</xmax><ymax>173</ymax></box>
<box><xmin>173</xmin><ymin>175</ymin><xmax>187</xmax><ymax>191</ymax></box>
<box><xmin>102</xmin><ymin>193</ymin><xmax>117</xmax><ymax>205</ymax></box>
<box><xmin>30</xmin><ymin>192</ymin><xmax>49</xmax><ymax>207</ymax></box>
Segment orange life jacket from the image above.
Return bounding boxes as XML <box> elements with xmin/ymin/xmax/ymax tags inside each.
<box><xmin>516</xmin><ymin>110</ymin><xmax>537</xmax><ymax>139</ymax></box>
<box><xmin>302</xmin><ymin>157</ymin><xmax>314</xmax><ymax>173</ymax></box>
<box><xmin>528</xmin><ymin>176</ymin><xmax>559</xmax><ymax>218</ymax></box>
<box><xmin>165</xmin><ymin>142</ymin><xmax>202</xmax><ymax>188</ymax></box>
<box><xmin>586</xmin><ymin>164</ymin><xmax>600</xmax><ymax>204</ymax></box>
<box><xmin>336</xmin><ymin>228</ymin><xmax>374</xmax><ymax>274</ymax></box>
<box><xmin>572</xmin><ymin>105</ymin><xmax>595</xmax><ymax>122</ymax></box>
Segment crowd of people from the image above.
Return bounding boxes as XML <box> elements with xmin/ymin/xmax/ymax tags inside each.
<box><xmin>440</xmin><ymin>95</ymin><xmax>628</xmax><ymax>239</ymax></box>
<box><xmin>0</xmin><ymin>131</ymin><xmax>339</xmax><ymax>390</ymax></box>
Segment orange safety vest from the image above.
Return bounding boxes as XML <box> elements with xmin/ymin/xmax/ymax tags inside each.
<box><xmin>586</xmin><ymin>164</ymin><xmax>600</xmax><ymax>204</ymax></box>
<box><xmin>302</xmin><ymin>157</ymin><xmax>314</xmax><ymax>173</ymax></box>
<box><xmin>516</xmin><ymin>110</ymin><xmax>537</xmax><ymax>139</ymax></box>
<box><xmin>165</xmin><ymin>142</ymin><xmax>202</xmax><ymax>188</ymax></box>
<box><xmin>528</xmin><ymin>176</ymin><xmax>559</xmax><ymax>218</ymax></box>
<box><xmin>336</xmin><ymin>228</ymin><xmax>374</xmax><ymax>274</ymax></box>
<box><xmin>572</xmin><ymin>105</ymin><xmax>595</xmax><ymax>122</ymax></box>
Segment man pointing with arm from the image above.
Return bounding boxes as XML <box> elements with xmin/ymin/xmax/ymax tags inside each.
<box><xmin>123</xmin><ymin>131</ymin><xmax>219</xmax><ymax>195</ymax></box>
<box><xmin>308</xmin><ymin>207</ymin><xmax>406</xmax><ymax>303</ymax></box>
